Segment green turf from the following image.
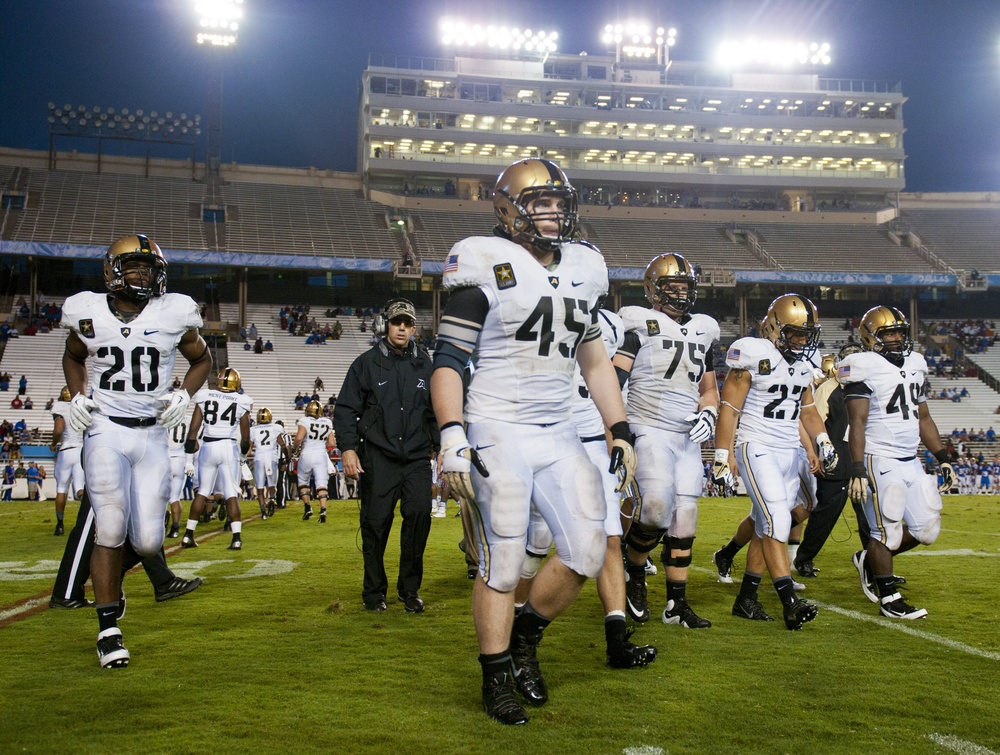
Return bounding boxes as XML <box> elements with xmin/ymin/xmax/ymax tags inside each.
<box><xmin>1</xmin><ymin>495</ymin><xmax>998</xmax><ymax>753</ymax></box>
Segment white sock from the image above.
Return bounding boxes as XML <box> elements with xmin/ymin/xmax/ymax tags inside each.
<box><xmin>186</xmin><ymin>519</ymin><xmax>199</xmax><ymax>532</ymax></box>
<box><xmin>231</xmin><ymin>521</ymin><xmax>243</xmax><ymax>535</ymax></box>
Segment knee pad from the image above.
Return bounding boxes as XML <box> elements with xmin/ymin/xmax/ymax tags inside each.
<box><xmin>520</xmin><ymin>552</ymin><xmax>545</xmax><ymax>580</ymax></box>
<box><xmin>879</xmin><ymin>482</ymin><xmax>906</xmax><ymax>551</ymax></box>
<box><xmin>93</xmin><ymin>509</ymin><xmax>127</xmax><ymax>549</ymax></box>
<box><xmin>483</xmin><ymin>540</ymin><xmax>527</xmax><ymax>592</ymax></box>
<box><xmin>911</xmin><ymin>475</ymin><xmax>943</xmax><ymax>545</ymax></box>
<box><xmin>315</xmin><ymin>488</ymin><xmax>328</xmax><ymax>499</ymax></box>
<box><xmin>669</xmin><ymin>497</ymin><xmax>699</xmax><ymax>539</ymax></box>
<box><xmin>623</xmin><ymin>523</ymin><xmax>666</xmax><ymax>554</ymax></box>
<box><xmin>664</xmin><ymin>536</ymin><xmax>694</xmax><ymax>567</ymax></box>
<box><xmin>560</xmin><ymin>527</ymin><xmax>607</xmax><ymax>579</ymax></box>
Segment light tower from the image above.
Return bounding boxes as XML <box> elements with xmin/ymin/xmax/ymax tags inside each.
<box><xmin>194</xmin><ymin>0</ymin><xmax>243</xmax><ymax>176</ymax></box>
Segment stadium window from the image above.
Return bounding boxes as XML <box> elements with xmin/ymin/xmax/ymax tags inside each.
<box><xmin>587</xmin><ymin>65</ymin><xmax>608</xmax><ymax>80</ymax></box>
<box><xmin>1</xmin><ymin>193</ymin><xmax>25</xmax><ymax>210</ymax></box>
<box><xmin>203</xmin><ymin>205</ymin><xmax>225</xmax><ymax>223</ymax></box>
<box><xmin>370</xmin><ymin>77</ymin><xmax>387</xmax><ymax>94</ymax></box>
<box><xmin>401</xmin><ymin>78</ymin><xmax>417</xmax><ymax>96</ymax></box>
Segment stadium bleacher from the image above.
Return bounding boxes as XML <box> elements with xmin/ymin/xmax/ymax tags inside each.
<box><xmin>900</xmin><ymin>207</ymin><xmax>1000</xmax><ymax>273</ymax></box>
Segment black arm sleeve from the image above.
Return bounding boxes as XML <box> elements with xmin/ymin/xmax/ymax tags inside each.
<box><xmin>434</xmin><ymin>286</ymin><xmax>489</xmax><ymax>374</ymax></box>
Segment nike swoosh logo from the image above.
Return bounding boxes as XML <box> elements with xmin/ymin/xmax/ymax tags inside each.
<box><xmin>474</xmin><ymin>444</ymin><xmax>495</xmax><ymax>451</ymax></box>
<box><xmin>144</xmin><ymin>329</ymin><xmax>159</xmax><ymax>335</ymax></box>
<box><xmin>879</xmin><ymin>469</ymin><xmax>890</xmax><ymax>475</ymax></box>
<box><xmin>378</xmin><ymin>381</ymin><xmax>388</xmax><ymax>386</ymax></box>
<box><xmin>754</xmin><ymin>452</ymin><xmax>766</xmax><ymax>458</ymax></box>
<box><xmin>696</xmin><ymin>331</ymin><xmax>706</xmax><ymax>335</ymax></box>
<box><xmin>571</xmin><ymin>281</ymin><xmax>584</xmax><ymax>287</ymax></box>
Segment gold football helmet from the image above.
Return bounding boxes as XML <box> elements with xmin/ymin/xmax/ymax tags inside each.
<box><xmin>493</xmin><ymin>158</ymin><xmax>578</xmax><ymax>252</ymax></box>
<box><xmin>103</xmin><ymin>234</ymin><xmax>167</xmax><ymax>301</ymax></box>
<box><xmin>217</xmin><ymin>367</ymin><xmax>241</xmax><ymax>393</ymax></box>
<box><xmin>643</xmin><ymin>252</ymin><xmax>698</xmax><ymax>315</ymax></box>
<box><xmin>257</xmin><ymin>408</ymin><xmax>272</xmax><ymax>424</ymax></box>
<box><xmin>820</xmin><ymin>354</ymin><xmax>836</xmax><ymax>379</ymax></box>
<box><xmin>305</xmin><ymin>400</ymin><xmax>322</xmax><ymax>418</ymax></box>
<box><xmin>59</xmin><ymin>386</ymin><xmax>72</xmax><ymax>402</ymax></box>
<box><xmin>760</xmin><ymin>293</ymin><xmax>820</xmax><ymax>363</ymax></box>
<box><xmin>859</xmin><ymin>305</ymin><xmax>912</xmax><ymax>364</ymax></box>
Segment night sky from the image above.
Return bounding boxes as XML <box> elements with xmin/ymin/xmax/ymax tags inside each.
<box><xmin>3</xmin><ymin>0</ymin><xmax>999</xmax><ymax>192</ymax></box>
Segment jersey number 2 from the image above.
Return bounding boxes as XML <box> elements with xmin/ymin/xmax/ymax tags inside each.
<box><xmin>97</xmin><ymin>346</ymin><xmax>160</xmax><ymax>392</ymax></box>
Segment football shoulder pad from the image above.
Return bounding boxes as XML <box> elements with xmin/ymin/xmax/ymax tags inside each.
<box><xmin>726</xmin><ymin>337</ymin><xmax>776</xmax><ymax>373</ymax></box>
<box><xmin>442</xmin><ymin>236</ymin><xmax>513</xmax><ymax>290</ymax></box>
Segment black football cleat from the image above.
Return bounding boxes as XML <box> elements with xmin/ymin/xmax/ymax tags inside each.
<box><xmin>510</xmin><ymin>630</ymin><xmax>548</xmax><ymax>706</ymax></box>
<box><xmin>732</xmin><ymin>595</ymin><xmax>774</xmax><ymax>621</ymax></box>
<box><xmin>155</xmin><ymin>577</ymin><xmax>203</xmax><ymax>602</ymax></box>
<box><xmin>783</xmin><ymin>599</ymin><xmax>818</xmax><ymax>630</ymax></box>
<box><xmin>302</xmin><ymin>505</ymin><xmax>313</xmax><ymax>521</ymax></box>
<box><xmin>180</xmin><ymin>532</ymin><xmax>198</xmax><ymax>548</ymax></box>
<box><xmin>852</xmin><ymin>550</ymin><xmax>879</xmax><ymax>604</ymax></box>
<box><xmin>227</xmin><ymin>537</ymin><xmax>242</xmax><ymax>551</ymax></box>
<box><xmin>482</xmin><ymin>672</ymin><xmax>528</xmax><ymax>725</ymax></box>
<box><xmin>606</xmin><ymin>629</ymin><xmax>658</xmax><ymax>669</ymax></box>
<box><xmin>624</xmin><ymin>566</ymin><xmax>650</xmax><ymax>623</ymax></box>
<box><xmin>662</xmin><ymin>597</ymin><xmax>712</xmax><ymax>629</ymax></box>
<box><xmin>713</xmin><ymin>549</ymin><xmax>734</xmax><ymax>584</ymax></box>
<box><xmin>54</xmin><ymin>521</ymin><xmax>64</xmax><ymax>536</ymax></box>
<box><xmin>96</xmin><ymin>628</ymin><xmax>130</xmax><ymax>669</ymax></box>
<box><xmin>879</xmin><ymin>593</ymin><xmax>927</xmax><ymax>620</ymax></box>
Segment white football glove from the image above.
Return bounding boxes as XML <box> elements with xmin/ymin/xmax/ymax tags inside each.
<box><xmin>160</xmin><ymin>389</ymin><xmax>190</xmax><ymax>429</ymax></box>
<box><xmin>439</xmin><ymin>424</ymin><xmax>489</xmax><ymax>500</ymax></box>
<box><xmin>685</xmin><ymin>406</ymin><xmax>718</xmax><ymax>445</ymax></box>
<box><xmin>711</xmin><ymin>449</ymin><xmax>737</xmax><ymax>496</ymax></box>
<box><xmin>938</xmin><ymin>462</ymin><xmax>956</xmax><ymax>493</ymax></box>
<box><xmin>848</xmin><ymin>462</ymin><xmax>870</xmax><ymax>505</ymax></box>
<box><xmin>608</xmin><ymin>422</ymin><xmax>637</xmax><ymax>492</ymax></box>
<box><xmin>69</xmin><ymin>393</ymin><xmax>97</xmax><ymax>433</ymax></box>
<box><xmin>184</xmin><ymin>453</ymin><xmax>196</xmax><ymax>478</ymax></box>
<box><xmin>816</xmin><ymin>433</ymin><xmax>839</xmax><ymax>474</ymax></box>
<box><xmin>240</xmin><ymin>460</ymin><xmax>253</xmax><ymax>483</ymax></box>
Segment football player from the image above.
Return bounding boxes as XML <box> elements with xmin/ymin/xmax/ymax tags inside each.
<box><xmin>180</xmin><ymin>367</ymin><xmax>252</xmax><ymax>550</ymax></box>
<box><xmin>713</xmin><ymin>294</ymin><xmax>837</xmax><ymax>630</ymax></box>
<box><xmin>166</xmin><ymin>408</ymin><xmax>191</xmax><ymax>538</ymax></box>
<box><xmin>613</xmin><ymin>252</ymin><xmax>720</xmax><ymax>630</ymax></box>
<box><xmin>61</xmin><ymin>233</ymin><xmax>211</xmax><ymax>667</ymax></box>
<box><xmin>431</xmin><ymin>159</ymin><xmax>637</xmax><ymax>725</ymax></box>
<box><xmin>841</xmin><ymin>305</ymin><xmax>954</xmax><ymax>619</ymax></box>
<box><xmin>49</xmin><ymin>386</ymin><xmax>84</xmax><ymax>536</ymax></box>
<box><xmin>250</xmin><ymin>407</ymin><xmax>283</xmax><ymax>517</ymax></box>
<box><xmin>293</xmin><ymin>400</ymin><xmax>335</xmax><ymax>522</ymax></box>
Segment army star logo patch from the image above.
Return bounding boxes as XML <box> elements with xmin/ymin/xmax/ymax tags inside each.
<box><xmin>758</xmin><ymin>359</ymin><xmax>771</xmax><ymax>375</ymax></box>
<box><xmin>646</xmin><ymin>319</ymin><xmax>660</xmax><ymax>336</ymax></box>
<box><xmin>78</xmin><ymin>319</ymin><xmax>95</xmax><ymax>338</ymax></box>
<box><xmin>494</xmin><ymin>263</ymin><xmax>516</xmax><ymax>290</ymax></box>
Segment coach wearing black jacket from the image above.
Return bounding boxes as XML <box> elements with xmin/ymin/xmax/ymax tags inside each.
<box><xmin>334</xmin><ymin>298</ymin><xmax>439</xmax><ymax>613</ymax></box>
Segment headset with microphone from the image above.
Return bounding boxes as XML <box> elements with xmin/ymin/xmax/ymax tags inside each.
<box><xmin>372</xmin><ymin>297</ymin><xmax>417</xmax><ymax>336</ymax></box>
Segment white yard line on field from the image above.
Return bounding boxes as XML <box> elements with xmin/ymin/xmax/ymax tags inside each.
<box><xmin>0</xmin><ymin>596</ymin><xmax>48</xmax><ymax>623</ymax></box>
<box><xmin>926</xmin><ymin>733</ymin><xmax>998</xmax><ymax>755</ymax></box>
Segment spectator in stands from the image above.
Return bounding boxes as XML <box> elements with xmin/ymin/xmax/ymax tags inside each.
<box><xmin>18</xmin><ymin>375</ymin><xmax>27</xmax><ymax>395</ymax></box>
<box><xmin>239</xmin><ymin>325</ymin><xmax>248</xmax><ymax>341</ymax></box>
<box><xmin>0</xmin><ymin>372</ymin><xmax>8</xmax><ymax>390</ymax></box>
<box><xmin>23</xmin><ymin>396</ymin><xmax>33</xmax><ymax>410</ymax></box>
<box><xmin>249</xmin><ymin>323</ymin><xmax>258</xmax><ymax>339</ymax></box>
<box><xmin>14</xmin><ymin>461</ymin><xmax>26</xmax><ymax>479</ymax></box>
<box><xmin>314</xmin><ymin>377</ymin><xmax>324</xmax><ymax>392</ymax></box>
<box><xmin>35</xmin><ymin>290</ymin><xmax>45</xmax><ymax>316</ymax></box>
<box><xmin>1</xmin><ymin>462</ymin><xmax>13</xmax><ymax>500</ymax></box>
<box><xmin>332</xmin><ymin>320</ymin><xmax>343</xmax><ymax>340</ymax></box>
<box><xmin>172</xmin><ymin>376</ymin><xmax>182</xmax><ymax>390</ymax></box>
<box><xmin>254</xmin><ymin>337</ymin><xmax>264</xmax><ymax>354</ymax></box>
<box><xmin>294</xmin><ymin>392</ymin><xmax>305</xmax><ymax>409</ymax></box>
<box><xmin>988</xmin><ymin>427</ymin><xmax>996</xmax><ymax>443</ymax></box>
<box><xmin>0</xmin><ymin>323</ymin><xmax>10</xmax><ymax>342</ymax></box>
<box><xmin>10</xmin><ymin>395</ymin><xmax>23</xmax><ymax>410</ymax></box>
<box><xmin>45</xmin><ymin>397</ymin><xmax>55</xmax><ymax>411</ymax></box>
<box><xmin>24</xmin><ymin>320</ymin><xmax>38</xmax><ymax>336</ymax></box>
<box><xmin>17</xmin><ymin>299</ymin><xmax>29</xmax><ymax>319</ymax></box>
<box><xmin>264</xmin><ymin>340</ymin><xmax>273</xmax><ymax>352</ymax></box>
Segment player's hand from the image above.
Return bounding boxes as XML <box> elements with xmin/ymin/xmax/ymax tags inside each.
<box><xmin>240</xmin><ymin>461</ymin><xmax>253</xmax><ymax>483</ymax></box>
<box><xmin>440</xmin><ymin>424</ymin><xmax>489</xmax><ymax>500</ymax></box>
<box><xmin>184</xmin><ymin>453</ymin><xmax>196</xmax><ymax>478</ymax></box>
<box><xmin>848</xmin><ymin>461</ymin><xmax>870</xmax><ymax>504</ymax></box>
<box><xmin>816</xmin><ymin>433</ymin><xmax>838</xmax><ymax>474</ymax></box>
<box><xmin>711</xmin><ymin>449</ymin><xmax>737</xmax><ymax>496</ymax></box>
<box><xmin>608</xmin><ymin>422</ymin><xmax>637</xmax><ymax>492</ymax></box>
<box><xmin>685</xmin><ymin>406</ymin><xmax>718</xmax><ymax>445</ymax></box>
<box><xmin>69</xmin><ymin>393</ymin><xmax>97</xmax><ymax>433</ymax></box>
<box><xmin>938</xmin><ymin>462</ymin><xmax>956</xmax><ymax>493</ymax></box>
<box><xmin>160</xmin><ymin>389</ymin><xmax>190</xmax><ymax>429</ymax></box>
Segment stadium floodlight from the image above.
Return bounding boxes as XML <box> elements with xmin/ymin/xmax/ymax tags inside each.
<box><xmin>439</xmin><ymin>18</ymin><xmax>558</xmax><ymax>54</ymax></box>
<box><xmin>715</xmin><ymin>39</ymin><xmax>832</xmax><ymax>69</ymax></box>
<box><xmin>195</xmin><ymin>0</ymin><xmax>243</xmax><ymax>46</ymax></box>
<box><xmin>601</xmin><ymin>22</ymin><xmax>676</xmax><ymax>65</ymax></box>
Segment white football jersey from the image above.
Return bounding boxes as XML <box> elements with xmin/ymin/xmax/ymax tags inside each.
<box><xmin>51</xmin><ymin>400</ymin><xmax>84</xmax><ymax>449</ymax></box>
<box><xmin>251</xmin><ymin>422</ymin><xmax>280</xmax><ymax>457</ymax></box>
<box><xmin>571</xmin><ymin>310</ymin><xmax>624</xmax><ymax>438</ymax></box>
<box><xmin>443</xmin><ymin>235</ymin><xmax>608</xmax><ymax>425</ymax></box>
<box><xmin>297</xmin><ymin>415</ymin><xmax>333</xmax><ymax>455</ymax></box>
<box><xmin>61</xmin><ymin>292</ymin><xmax>202</xmax><ymax>418</ymax></box>
<box><xmin>167</xmin><ymin>418</ymin><xmax>189</xmax><ymax>458</ymax></box>
<box><xmin>838</xmin><ymin>350</ymin><xmax>928</xmax><ymax>458</ymax></box>
<box><xmin>191</xmin><ymin>388</ymin><xmax>252</xmax><ymax>440</ymax></box>
<box><xmin>726</xmin><ymin>337</ymin><xmax>814</xmax><ymax>449</ymax></box>
<box><xmin>618</xmin><ymin>307</ymin><xmax>720</xmax><ymax>433</ymax></box>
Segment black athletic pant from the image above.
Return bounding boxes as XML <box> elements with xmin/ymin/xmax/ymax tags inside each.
<box><xmin>51</xmin><ymin>491</ymin><xmax>175</xmax><ymax>603</ymax></box>
<box><xmin>797</xmin><ymin>477</ymin><xmax>872</xmax><ymax>565</ymax></box>
<box><xmin>357</xmin><ymin>448</ymin><xmax>431</xmax><ymax>603</ymax></box>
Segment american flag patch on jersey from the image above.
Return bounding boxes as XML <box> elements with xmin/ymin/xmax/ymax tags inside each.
<box><xmin>838</xmin><ymin>364</ymin><xmax>851</xmax><ymax>379</ymax></box>
<box><xmin>727</xmin><ymin>347</ymin><xmax>740</xmax><ymax>360</ymax></box>
<box><xmin>444</xmin><ymin>254</ymin><xmax>459</xmax><ymax>273</ymax></box>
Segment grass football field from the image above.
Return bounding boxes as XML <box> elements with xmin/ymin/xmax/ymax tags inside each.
<box><xmin>1</xmin><ymin>494</ymin><xmax>998</xmax><ymax>754</ymax></box>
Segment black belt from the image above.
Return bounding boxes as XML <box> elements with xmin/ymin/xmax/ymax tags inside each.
<box><xmin>109</xmin><ymin>416</ymin><xmax>158</xmax><ymax>428</ymax></box>
<box><xmin>580</xmin><ymin>434</ymin><xmax>606</xmax><ymax>444</ymax></box>
<box><xmin>897</xmin><ymin>456</ymin><xmax>916</xmax><ymax>462</ymax></box>
<box><xmin>203</xmin><ymin>436</ymin><xmax>233</xmax><ymax>443</ymax></box>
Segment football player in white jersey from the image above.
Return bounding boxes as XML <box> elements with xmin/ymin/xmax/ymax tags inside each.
<box><xmin>166</xmin><ymin>412</ymin><xmax>191</xmax><ymax>538</ymax></box>
<box><xmin>62</xmin><ymin>233</ymin><xmax>211</xmax><ymax>668</ymax></box>
<box><xmin>431</xmin><ymin>159</ymin><xmax>637</xmax><ymax>725</ymax></box>
<box><xmin>713</xmin><ymin>294</ymin><xmax>838</xmax><ymax>630</ymax></box>
<box><xmin>841</xmin><ymin>306</ymin><xmax>954</xmax><ymax>620</ymax></box>
<box><xmin>180</xmin><ymin>368</ymin><xmax>252</xmax><ymax>550</ymax></box>
<box><xmin>50</xmin><ymin>386</ymin><xmax>85</xmax><ymax>536</ymax></box>
<box><xmin>613</xmin><ymin>252</ymin><xmax>720</xmax><ymax>630</ymax></box>
<box><xmin>520</xmin><ymin>306</ymin><xmax>657</xmax><ymax>669</ymax></box>
<box><xmin>293</xmin><ymin>400</ymin><xmax>335</xmax><ymax>522</ymax></box>
<box><xmin>250</xmin><ymin>407</ymin><xmax>283</xmax><ymax>518</ymax></box>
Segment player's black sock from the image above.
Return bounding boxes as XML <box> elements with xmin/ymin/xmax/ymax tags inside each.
<box><xmin>774</xmin><ymin>576</ymin><xmax>798</xmax><ymax>607</ymax></box>
<box><xmin>514</xmin><ymin>604</ymin><xmax>552</xmax><ymax>637</ymax></box>
<box><xmin>719</xmin><ymin>538</ymin><xmax>744</xmax><ymax>562</ymax></box>
<box><xmin>96</xmin><ymin>603</ymin><xmax>118</xmax><ymax>633</ymax></box>
<box><xmin>604</xmin><ymin>614</ymin><xmax>627</xmax><ymax>647</ymax></box>
<box><xmin>875</xmin><ymin>574</ymin><xmax>897</xmax><ymax>599</ymax></box>
<box><xmin>479</xmin><ymin>650</ymin><xmax>513</xmax><ymax>685</ymax></box>
<box><xmin>666</xmin><ymin>580</ymin><xmax>687</xmax><ymax>603</ymax></box>
<box><xmin>738</xmin><ymin>571</ymin><xmax>762</xmax><ymax>600</ymax></box>
<box><xmin>56</xmin><ymin>512</ymin><xmax>64</xmax><ymax>522</ymax></box>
